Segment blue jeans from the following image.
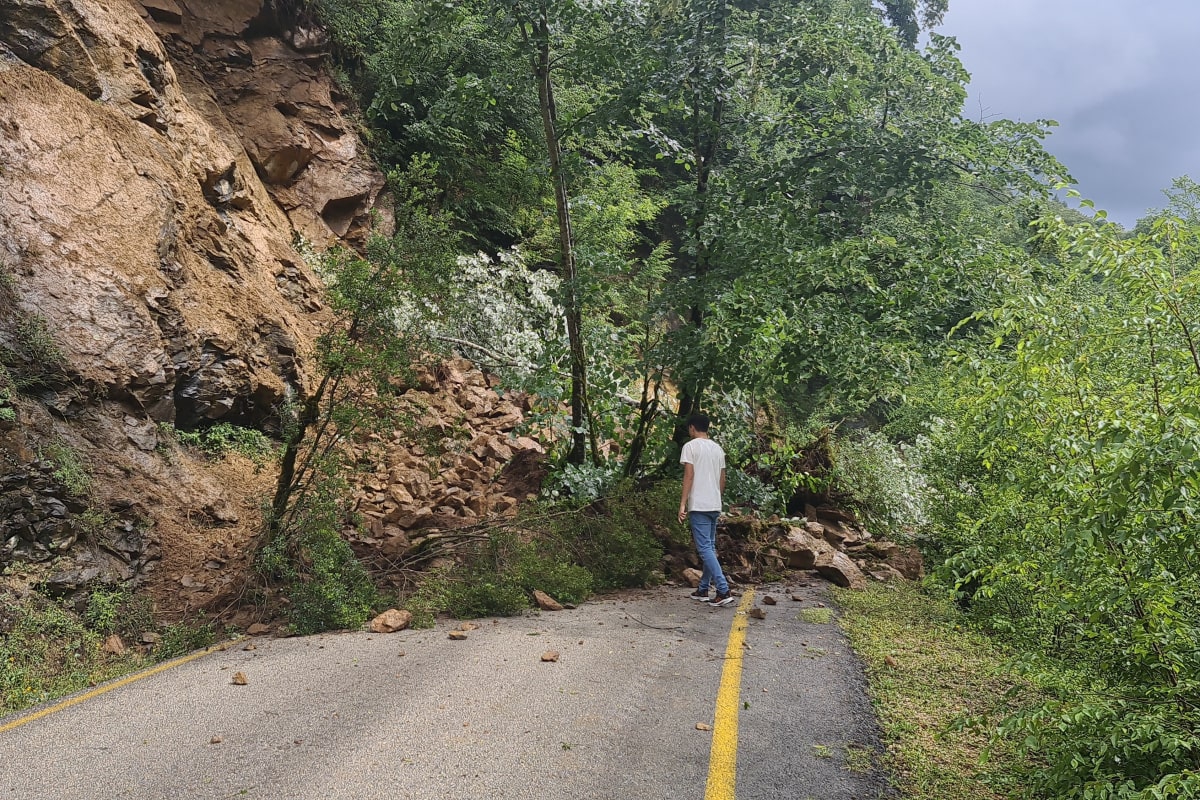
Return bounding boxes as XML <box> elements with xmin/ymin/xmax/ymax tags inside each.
<box><xmin>688</xmin><ymin>511</ymin><xmax>729</xmax><ymax>594</ymax></box>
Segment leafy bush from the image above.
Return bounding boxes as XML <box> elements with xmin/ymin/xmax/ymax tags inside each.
<box><xmin>724</xmin><ymin>468</ymin><xmax>782</xmax><ymax>514</ymax></box>
<box><xmin>829</xmin><ymin>429</ymin><xmax>928</xmax><ymax>537</ymax></box>
<box><xmin>262</xmin><ymin>525</ymin><xmax>379</xmax><ymax>635</ymax></box>
<box><xmin>0</xmin><ymin>593</ymin><xmax>149</xmax><ymax>717</ymax></box>
<box><xmin>172</xmin><ymin>422</ymin><xmax>277</xmax><ymax>463</ymax></box>
<box><xmin>44</xmin><ymin>440</ymin><xmax>90</xmax><ymax>497</ymax></box>
<box><xmin>85</xmin><ymin>588</ymin><xmax>154</xmax><ymax>640</ymax></box>
<box><xmin>156</xmin><ymin>618</ymin><xmax>217</xmax><ymax>659</ymax></box>
<box><xmin>444</xmin><ymin>574</ymin><xmax>529</xmax><ymax>619</ymax></box>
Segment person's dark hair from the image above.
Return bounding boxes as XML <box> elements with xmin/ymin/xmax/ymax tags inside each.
<box><xmin>686</xmin><ymin>413</ymin><xmax>710</xmax><ymax>432</ymax></box>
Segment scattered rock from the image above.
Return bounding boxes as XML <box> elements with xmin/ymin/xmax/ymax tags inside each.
<box><xmin>884</xmin><ymin>655</ymin><xmax>899</xmax><ymax>668</ymax></box>
<box><xmin>210</xmin><ymin>736</ymin><xmax>223</xmax><ymax>744</ymax></box>
<box><xmin>696</xmin><ymin>723</ymin><xmax>712</xmax><ymax>732</ymax></box>
<box><xmin>748</xmin><ymin>607</ymin><xmax>767</xmax><ymax>620</ymax></box>
<box><xmin>790</xmin><ymin>594</ymin><xmax>804</xmax><ymax>602</ymax></box>
<box><xmin>243</xmin><ymin>643</ymin><xmax>257</xmax><ymax>652</ymax></box>
<box><xmin>369</xmin><ymin>609</ymin><xmax>413</xmax><ymax>633</ymax></box>
<box><xmin>246</xmin><ymin>623</ymin><xmax>271</xmax><ymax>636</ymax></box>
<box><xmin>141</xmin><ymin>631</ymin><xmax>162</xmax><ymax>644</ymax></box>
<box><xmin>456</xmin><ymin>622</ymin><xmax>480</xmax><ymax>632</ymax></box>
<box><xmin>761</xmin><ymin>595</ymin><xmax>777</xmax><ymax>606</ymax></box>
<box><xmin>540</xmin><ymin>651</ymin><xmax>560</xmax><ymax>662</ymax></box>
<box><xmin>102</xmin><ymin>634</ymin><xmax>126</xmax><ymax>655</ymax></box>
<box><xmin>681</xmin><ymin>568</ymin><xmax>703</xmax><ymax>588</ymax></box>
<box><xmin>448</xmin><ymin>630</ymin><xmax>468</xmax><ymax>641</ymax></box>
<box><xmin>231</xmin><ymin>672</ymin><xmax>248</xmax><ymax>685</ymax></box>
<box><xmin>532</xmin><ymin>590</ymin><xmax>564</xmax><ymax>611</ymax></box>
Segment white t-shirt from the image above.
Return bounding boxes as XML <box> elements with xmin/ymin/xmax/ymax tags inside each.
<box><xmin>681</xmin><ymin>437</ymin><xmax>725</xmax><ymax>513</ymax></box>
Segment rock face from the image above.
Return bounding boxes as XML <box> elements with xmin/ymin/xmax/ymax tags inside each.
<box><xmin>0</xmin><ymin>0</ymin><xmax>383</xmax><ymax>611</ymax></box>
<box><xmin>0</xmin><ymin>0</ymin><xmax>325</xmax><ymax>430</ymax></box>
<box><xmin>136</xmin><ymin>0</ymin><xmax>389</xmax><ymax>247</ymax></box>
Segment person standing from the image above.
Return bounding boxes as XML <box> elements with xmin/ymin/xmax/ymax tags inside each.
<box><xmin>678</xmin><ymin>413</ymin><xmax>735</xmax><ymax>607</ymax></box>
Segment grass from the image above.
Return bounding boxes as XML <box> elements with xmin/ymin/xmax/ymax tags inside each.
<box><xmin>835</xmin><ymin>581</ymin><xmax>1033</xmax><ymax>800</ymax></box>
<box><xmin>799</xmin><ymin>607</ymin><xmax>835</xmax><ymax>624</ymax></box>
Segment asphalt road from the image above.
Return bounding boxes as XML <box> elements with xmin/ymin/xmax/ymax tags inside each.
<box><xmin>0</xmin><ymin>582</ymin><xmax>891</xmax><ymax>800</ymax></box>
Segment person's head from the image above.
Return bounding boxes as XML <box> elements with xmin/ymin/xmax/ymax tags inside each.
<box><xmin>686</xmin><ymin>413</ymin><xmax>711</xmax><ymax>436</ymax></box>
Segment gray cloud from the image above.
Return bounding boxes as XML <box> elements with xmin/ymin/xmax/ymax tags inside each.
<box><xmin>938</xmin><ymin>2</ymin><xmax>1199</xmax><ymax>226</ymax></box>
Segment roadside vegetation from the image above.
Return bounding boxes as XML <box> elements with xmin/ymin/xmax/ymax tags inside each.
<box><xmin>838</xmin><ymin>582</ymin><xmax>1036</xmax><ymax>800</ymax></box>
<box><xmin>0</xmin><ymin>587</ymin><xmax>218</xmax><ymax>718</ymax></box>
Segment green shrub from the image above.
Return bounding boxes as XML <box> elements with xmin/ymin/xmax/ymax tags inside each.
<box><xmin>515</xmin><ymin>549</ymin><xmax>593</xmax><ymax>606</ymax></box>
<box><xmin>85</xmin><ymin>587</ymin><xmax>154</xmax><ymax>640</ymax></box>
<box><xmin>156</xmin><ymin>618</ymin><xmax>217</xmax><ymax>658</ymax></box>
<box><xmin>568</xmin><ymin>482</ymin><xmax>673</xmax><ymax>591</ymax></box>
<box><xmin>173</xmin><ymin>422</ymin><xmax>277</xmax><ymax>463</ymax></box>
<box><xmin>0</xmin><ymin>593</ymin><xmax>149</xmax><ymax>717</ymax></box>
<box><xmin>272</xmin><ymin>527</ymin><xmax>379</xmax><ymax>635</ymax></box>
<box><xmin>444</xmin><ymin>575</ymin><xmax>529</xmax><ymax>618</ymax></box>
<box><xmin>829</xmin><ymin>428</ymin><xmax>927</xmax><ymax>538</ymax></box>
<box><xmin>44</xmin><ymin>441</ymin><xmax>91</xmax><ymax>497</ymax></box>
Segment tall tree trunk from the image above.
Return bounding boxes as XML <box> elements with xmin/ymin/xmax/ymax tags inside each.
<box><xmin>673</xmin><ymin>0</ymin><xmax>728</xmax><ymax>449</ymax></box>
<box><xmin>527</xmin><ymin>4</ymin><xmax>596</xmax><ymax>465</ymax></box>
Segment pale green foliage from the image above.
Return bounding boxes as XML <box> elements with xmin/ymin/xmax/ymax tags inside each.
<box><xmin>403</xmin><ymin>247</ymin><xmax>563</xmax><ymax>380</ymax></box>
<box><xmin>43</xmin><ymin>441</ymin><xmax>90</xmax><ymax>497</ymax></box>
<box><xmin>830</xmin><ymin>429</ymin><xmax>928</xmax><ymax>538</ymax></box>
<box><xmin>173</xmin><ymin>422</ymin><xmax>277</xmax><ymax>463</ymax></box>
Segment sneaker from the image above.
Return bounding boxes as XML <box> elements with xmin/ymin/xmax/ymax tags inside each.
<box><xmin>710</xmin><ymin>592</ymin><xmax>735</xmax><ymax>607</ymax></box>
<box><xmin>689</xmin><ymin>589</ymin><xmax>711</xmax><ymax>602</ymax></box>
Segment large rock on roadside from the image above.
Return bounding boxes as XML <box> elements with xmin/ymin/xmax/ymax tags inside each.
<box><xmin>814</xmin><ymin>550</ymin><xmax>868</xmax><ymax>590</ymax></box>
<box><xmin>886</xmin><ymin>545</ymin><xmax>925</xmax><ymax>581</ymax></box>
<box><xmin>778</xmin><ymin>526</ymin><xmax>834</xmax><ymax>570</ymax></box>
<box><xmin>369</xmin><ymin>609</ymin><xmax>412</xmax><ymax>633</ymax></box>
<box><xmin>532</xmin><ymin>590</ymin><xmax>563</xmax><ymax>611</ymax></box>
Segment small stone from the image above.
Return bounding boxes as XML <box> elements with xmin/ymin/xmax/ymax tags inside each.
<box><xmin>817</xmin><ymin>602</ymin><xmax>826</xmax><ymax>608</ymax></box>
<box><xmin>541</xmin><ymin>651</ymin><xmax>560</xmax><ymax>662</ymax></box>
<box><xmin>243</xmin><ymin>643</ymin><xmax>257</xmax><ymax>652</ymax></box>
<box><xmin>448</xmin><ymin>631</ymin><xmax>468</xmax><ymax>640</ymax></box>
<box><xmin>141</xmin><ymin>632</ymin><xmax>161</xmax><ymax>644</ymax></box>
<box><xmin>457</xmin><ymin>622</ymin><xmax>480</xmax><ymax>632</ymax></box>
<box><xmin>790</xmin><ymin>594</ymin><xmax>804</xmax><ymax>602</ymax></box>
<box><xmin>532</xmin><ymin>590</ymin><xmax>564</xmax><ymax>611</ymax></box>
<box><xmin>762</xmin><ymin>595</ymin><xmax>777</xmax><ymax>606</ymax></box>
<box><xmin>231</xmin><ymin>672</ymin><xmax>248</xmax><ymax>685</ymax></box>
<box><xmin>101</xmin><ymin>634</ymin><xmax>126</xmax><ymax>655</ymax></box>
<box><xmin>884</xmin><ymin>655</ymin><xmax>899</xmax><ymax>668</ymax></box>
<box><xmin>696</xmin><ymin>723</ymin><xmax>712</xmax><ymax>731</ymax></box>
<box><xmin>748</xmin><ymin>607</ymin><xmax>767</xmax><ymax>620</ymax></box>
<box><xmin>246</xmin><ymin>623</ymin><xmax>271</xmax><ymax>636</ymax></box>
<box><xmin>210</xmin><ymin>736</ymin><xmax>223</xmax><ymax>744</ymax></box>
<box><xmin>682</xmin><ymin>568</ymin><xmax>703</xmax><ymax>588</ymax></box>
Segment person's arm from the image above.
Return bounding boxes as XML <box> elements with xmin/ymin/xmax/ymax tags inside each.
<box><xmin>678</xmin><ymin>463</ymin><xmax>694</xmax><ymax>523</ymax></box>
<box><xmin>720</xmin><ymin>467</ymin><xmax>726</xmax><ymax>497</ymax></box>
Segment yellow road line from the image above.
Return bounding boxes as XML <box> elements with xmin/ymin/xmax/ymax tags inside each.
<box><xmin>706</xmin><ymin>589</ymin><xmax>756</xmax><ymax>800</ymax></box>
<box><xmin>0</xmin><ymin>639</ymin><xmax>243</xmax><ymax>735</ymax></box>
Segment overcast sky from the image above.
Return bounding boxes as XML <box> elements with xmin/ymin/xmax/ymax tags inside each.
<box><xmin>935</xmin><ymin>1</ymin><xmax>1200</xmax><ymax>227</ymax></box>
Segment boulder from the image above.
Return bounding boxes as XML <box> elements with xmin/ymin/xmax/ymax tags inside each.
<box><xmin>778</xmin><ymin>526</ymin><xmax>833</xmax><ymax>570</ymax></box>
<box><xmin>369</xmin><ymin>609</ymin><xmax>413</xmax><ymax>633</ymax></box>
<box><xmin>887</xmin><ymin>545</ymin><xmax>925</xmax><ymax>581</ymax></box>
<box><xmin>813</xmin><ymin>550</ymin><xmax>868</xmax><ymax>590</ymax></box>
<box><xmin>532</xmin><ymin>590</ymin><xmax>563</xmax><ymax>611</ymax></box>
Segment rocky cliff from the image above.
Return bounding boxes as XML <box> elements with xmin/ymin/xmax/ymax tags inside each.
<box><xmin>0</xmin><ymin>0</ymin><xmax>408</xmax><ymax>617</ymax></box>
